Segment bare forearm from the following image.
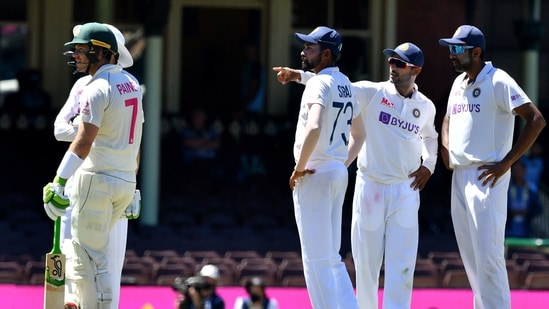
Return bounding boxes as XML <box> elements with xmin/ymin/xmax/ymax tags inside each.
<box><xmin>501</xmin><ymin>116</ymin><xmax>545</xmax><ymax>168</ymax></box>
<box><xmin>346</xmin><ymin>114</ymin><xmax>365</xmax><ymax>167</ymax></box>
<box><xmin>295</xmin><ymin>127</ymin><xmax>320</xmax><ymax>171</ymax></box>
<box><xmin>440</xmin><ymin>116</ymin><xmax>452</xmax><ymax>170</ymax></box>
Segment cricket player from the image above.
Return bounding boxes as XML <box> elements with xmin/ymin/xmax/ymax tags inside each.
<box><xmin>51</xmin><ymin>23</ymin><xmax>141</xmax><ymax>309</ymax></box>
<box><xmin>439</xmin><ymin>25</ymin><xmax>545</xmax><ymax>309</ymax></box>
<box><xmin>43</xmin><ymin>22</ymin><xmax>144</xmax><ymax>309</ymax></box>
<box><xmin>285</xmin><ymin>26</ymin><xmax>365</xmax><ymax>309</ymax></box>
<box><xmin>349</xmin><ymin>43</ymin><xmax>437</xmax><ymax>309</ymax></box>
<box><xmin>275</xmin><ymin>42</ymin><xmax>438</xmax><ymax>309</ymax></box>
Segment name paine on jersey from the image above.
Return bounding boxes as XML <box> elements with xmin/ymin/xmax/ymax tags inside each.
<box><xmin>378</xmin><ymin>111</ymin><xmax>420</xmax><ymax>134</ymax></box>
<box><xmin>116</xmin><ymin>81</ymin><xmax>140</xmax><ymax>95</ymax></box>
<box><xmin>80</xmin><ymin>81</ymin><xmax>139</xmax><ymax>116</ymax></box>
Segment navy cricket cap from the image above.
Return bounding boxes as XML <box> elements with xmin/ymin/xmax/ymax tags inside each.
<box><xmin>295</xmin><ymin>26</ymin><xmax>342</xmax><ymax>58</ymax></box>
<box><xmin>439</xmin><ymin>25</ymin><xmax>486</xmax><ymax>50</ymax></box>
<box><xmin>383</xmin><ymin>42</ymin><xmax>424</xmax><ymax>67</ymax></box>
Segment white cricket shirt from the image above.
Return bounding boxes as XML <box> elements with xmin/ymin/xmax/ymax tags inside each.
<box><xmin>78</xmin><ymin>64</ymin><xmax>144</xmax><ymax>174</ymax></box>
<box><xmin>353</xmin><ymin>80</ymin><xmax>438</xmax><ymax>184</ymax></box>
<box><xmin>293</xmin><ymin>67</ymin><xmax>360</xmax><ymax>166</ymax></box>
<box><xmin>446</xmin><ymin>62</ymin><xmax>530</xmax><ymax>168</ymax></box>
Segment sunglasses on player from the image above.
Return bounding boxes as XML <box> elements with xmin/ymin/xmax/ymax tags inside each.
<box><xmin>449</xmin><ymin>45</ymin><xmax>475</xmax><ymax>55</ymax></box>
<box><xmin>387</xmin><ymin>57</ymin><xmax>417</xmax><ymax>69</ymax></box>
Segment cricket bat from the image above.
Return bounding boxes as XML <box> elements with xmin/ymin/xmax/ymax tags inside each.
<box><xmin>44</xmin><ymin>216</ymin><xmax>65</xmax><ymax>309</ymax></box>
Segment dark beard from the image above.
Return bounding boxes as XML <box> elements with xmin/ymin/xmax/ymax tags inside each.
<box><xmin>302</xmin><ymin>53</ymin><xmax>322</xmax><ymax>72</ymax></box>
<box><xmin>301</xmin><ymin>59</ymin><xmax>311</xmax><ymax>71</ymax></box>
<box><xmin>454</xmin><ymin>52</ymin><xmax>473</xmax><ymax>73</ymax></box>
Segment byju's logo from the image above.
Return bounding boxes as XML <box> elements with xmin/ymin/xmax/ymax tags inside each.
<box><xmin>451</xmin><ymin>103</ymin><xmax>481</xmax><ymax>114</ymax></box>
<box><xmin>378</xmin><ymin>111</ymin><xmax>420</xmax><ymax>134</ymax></box>
<box><xmin>379</xmin><ymin>111</ymin><xmax>391</xmax><ymax>124</ymax></box>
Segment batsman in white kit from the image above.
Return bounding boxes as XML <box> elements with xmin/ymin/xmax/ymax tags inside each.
<box><xmin>43</xmin><ymin>22</ymin><xmax>144</xmax><ymax>309</ymax></box>
<box><xmin>286</xmin><ymin>26</ymin><xmax>365</xmax><ymax>309</ymax></box>
<box><xmin>284</xmin><ymin>42</ymin><xmax>438</xmax><ymax>309</ymax></box>
<box><xmin>439</xmin><ymin>25</ymin><xmax>545</xmax><ymax>309</ymax></box>
<box><xmin>50</xmin><ymin>23</ymin><xmax>141</xmax><ymax>309</ymax></box>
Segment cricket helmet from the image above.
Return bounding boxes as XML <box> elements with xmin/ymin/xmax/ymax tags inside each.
<box><xmin>65</xmin><ymin>22</ymin><xmax>118</xmax><ymax>54</ymax></box>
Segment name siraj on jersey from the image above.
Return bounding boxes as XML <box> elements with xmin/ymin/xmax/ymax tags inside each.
<box><xmin>337</xmin><ymin>84</ymin><xmax>352</xmax><ymax>98</ymax></box>
<box><xmin>451</xmin><ymin>103</ymin><xmax>481</xmax><ymax>114</ymax></box>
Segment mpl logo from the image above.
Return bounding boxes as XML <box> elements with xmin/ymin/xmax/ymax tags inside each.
<box><xmin>379</xmin><ymin>111</ymin><xmax>391</xmax><ymax>124</ymax></box>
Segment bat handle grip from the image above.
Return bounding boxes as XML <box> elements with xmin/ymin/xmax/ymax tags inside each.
<box><xmin>52</xmin><ymin>216</ymin><xmax>62</xmax><ymax>254</ymax></box>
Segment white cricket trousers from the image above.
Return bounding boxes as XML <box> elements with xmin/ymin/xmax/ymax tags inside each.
<box><xmin>451</xmin><ymin>164</ymin><xmax>511</xmax><ymax>309</ymax></box>
<box><xmin>61</xmin><ymin>176</ymin><xmax>129</xmax><ymax>308</ymax></box>
<box><xmin>292</xmin><ymin>161</ymin><xmax>358</xmax><ymax>309</ymax></box>
<box><xmin>351</xmin><ymin>175</ymin><xmax>419</xmax><ymax>309</ymax></box>
<box><xmin>69</xmin><ymin>170</ymin><xmax>135</xmax><ymax>308</ymax></box>
<box><xmin>61</xmin><ymin>210</ymin><xmax>128</xmax><ymax>308</ymax></box>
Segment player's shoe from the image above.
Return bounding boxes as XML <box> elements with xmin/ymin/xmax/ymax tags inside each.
<box><xmin>64</xmin><ymin>302</ymin><xmax>79</xmax><ymax>309</ymax></box>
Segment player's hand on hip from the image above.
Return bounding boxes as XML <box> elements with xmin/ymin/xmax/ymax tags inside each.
<box><xmin>43</xmin><ymin>176</ymin><xmax>70</xmax><ymax>220</ymax></box>
<box><xmin>122</xmin><ymin>189</ymin><xmax>141</xmax><ymax>219</ymax></box>
<box><xmin>408</xmin><ymin>166</ymin><xmax>432</xmax><ymax>191</ymax></box>
<box><xmin>478</xmin><ymin>162</ymin><xmax>511</xmax><ymax>187</ymax></box>
<box><xmin>289</xmin><ymin>169</ymin><xmax>315</xmax><ymax>190</ymax></box>
<box><xmin>273</xmin><ymin>67</ymin><xmax>300</xmax><ymax>84</ymax></box>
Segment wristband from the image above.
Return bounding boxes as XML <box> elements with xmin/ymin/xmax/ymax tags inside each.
<box><xmin>56</xmin><ymin>151</ymin><xmax>84</xmax><ymax>179</ymax></box>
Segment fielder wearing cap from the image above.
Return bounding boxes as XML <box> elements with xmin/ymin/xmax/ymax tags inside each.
<box><xmin>439</xmin><ymin>24</ymin><xmax>486</xmax><ymax>49</ymax></box>
<box><xmin>437</xmin><ymin>24</ymin><xmax>546</xmax><ymax>309</ymax></box>
<box><xmin>438</xmin><ymin>24</ymin><xmax>486</xmax><ymax>56</ymax></box>
<box><xmin>295</xmin><ymin>26</ymin><xmax>343</xmax><ymax>61</ymax></box>
<box><xmin>383</xmin><ymin>42</ymin><xmax>424</xmax><ymax>68</ymax></box>
<box><xmin>286</xmin><ymin>24</ymin><xmax>362</xmax><ymax>309</ymax></box>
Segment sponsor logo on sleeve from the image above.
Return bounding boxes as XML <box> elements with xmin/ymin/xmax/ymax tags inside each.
<box><xmin>511</xmin><ymin>93</ymin><xmax>523</xmax><ymax>101</ymax></box>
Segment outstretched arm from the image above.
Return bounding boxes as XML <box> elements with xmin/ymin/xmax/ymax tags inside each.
<box><xmin>272</xmin><ymin>67</ymin><xmax>301</xmax><ymax>84</ymax></box>
<box><xmin>272</xmin><ymin>67</ymin><xmax>315</xmax><ymax>85</ymax></box>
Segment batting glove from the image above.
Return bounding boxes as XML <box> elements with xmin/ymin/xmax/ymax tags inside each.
<box><xmin>123</xmin><ymin>189</ymin><xmax>141</xmax><ymax>220</ymax></box>
<box><xmin>43</xmin><ymin>176</ymin><xmax>70</xmax><ymax>221</ymax></box>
